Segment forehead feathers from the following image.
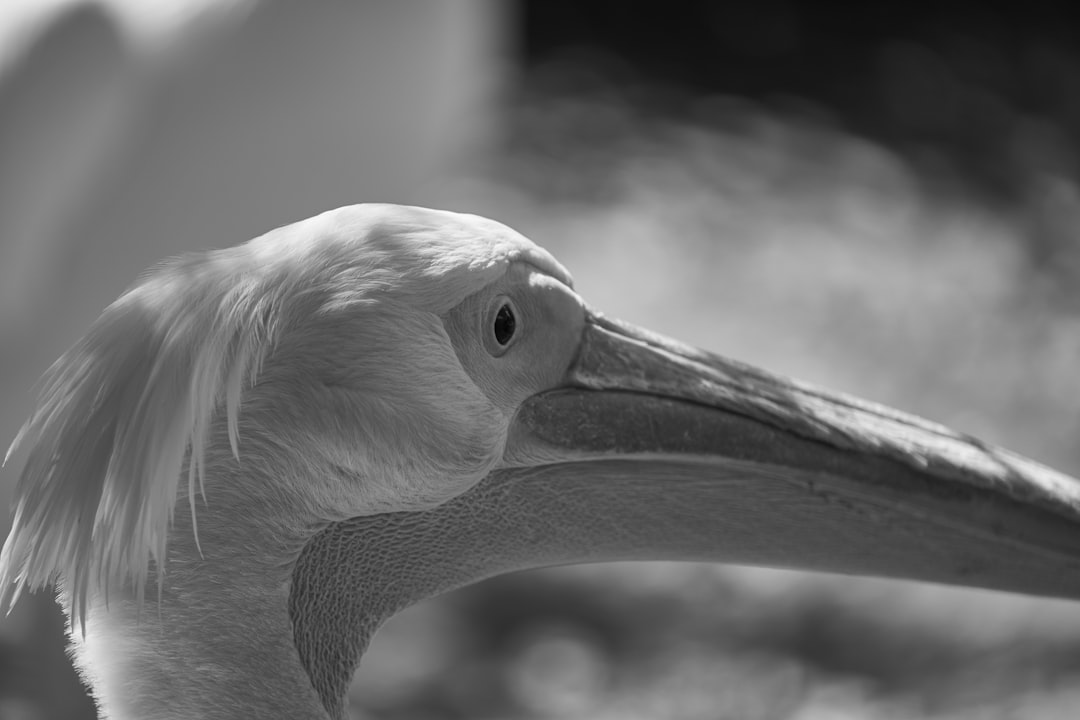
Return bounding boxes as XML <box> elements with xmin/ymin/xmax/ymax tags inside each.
<box><xmin>0</xmin><ymin>203</ymin><xmax>565</xmax><ymax>632</ymax></box>
<box><xmin>253</xmin><ymin>204</ymin><xmax>571</xmax><ymax>314</ymax></box>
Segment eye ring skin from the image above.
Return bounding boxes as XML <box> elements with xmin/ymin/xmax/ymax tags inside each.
<box><xmin>441</xmin><ymin>262</ymin><xmax>586</xmax><ymax>417</ymax></box>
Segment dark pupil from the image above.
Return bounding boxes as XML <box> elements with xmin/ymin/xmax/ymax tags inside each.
<box><xmin>494</xmin><ymin>304</ymin><xmax>516</xmax><ymax>346</ymax></box>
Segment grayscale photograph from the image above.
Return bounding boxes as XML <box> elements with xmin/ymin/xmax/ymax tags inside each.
<box><xmin>2</xmin><ymin>2</ymin><xmax>1080</xmax><ymax>719</ymax></box>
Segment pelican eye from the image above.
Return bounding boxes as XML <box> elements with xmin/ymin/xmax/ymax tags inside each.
<box><xmin>494</xmin><ymin>303</ymin><xmax>516</xmax><ymax>346</ymax></box>
<box><xmin>483</xmin><ymin>297</ymin><xmax>519</xmax><ymax>357</ymax></box>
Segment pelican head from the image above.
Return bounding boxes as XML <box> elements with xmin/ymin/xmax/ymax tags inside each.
<box><xmin>3</xmin><ymin>204</ymin><xmax>1080</xmax><ymax>719</ymax></box>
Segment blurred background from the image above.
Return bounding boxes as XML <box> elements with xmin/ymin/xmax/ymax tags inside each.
<box><xmin>4</xmin><ymin>0</ymin><xmax>1080</xmax><ymax>718</ymax></box>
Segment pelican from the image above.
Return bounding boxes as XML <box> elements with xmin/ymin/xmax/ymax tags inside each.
<box><xmin>3</xmin><ymin>203</ymin><xmax>1080</xmax><ymax>719</ymax></box>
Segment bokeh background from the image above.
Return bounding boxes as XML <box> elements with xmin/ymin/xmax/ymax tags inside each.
<box><xmin>4</xmin><ymin>1</ymin><xmax>1080</xmax><ymax>718</ymax></box>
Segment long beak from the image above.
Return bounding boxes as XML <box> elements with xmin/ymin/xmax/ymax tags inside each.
<box><xmin>299</xmin><ymin>309</ymin><xmax>1080</xmax><ymax>659</ymax></box>
<box><xmin>497</xmin><ymin>312</ymin><xmax>1080</xmax><ymax>599</ymax></box>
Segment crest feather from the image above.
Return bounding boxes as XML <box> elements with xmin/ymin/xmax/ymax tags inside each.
<box><xmin>0</xmin><ymin>247</ymin><xmax>275</xmax><ymax>634</ymax></box>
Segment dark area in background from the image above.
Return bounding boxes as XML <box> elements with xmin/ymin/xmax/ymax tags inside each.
<box><xmin>521</xmin><ymin>0</ymin><xmax>1080</xmax><ymax>201</ymax></box>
